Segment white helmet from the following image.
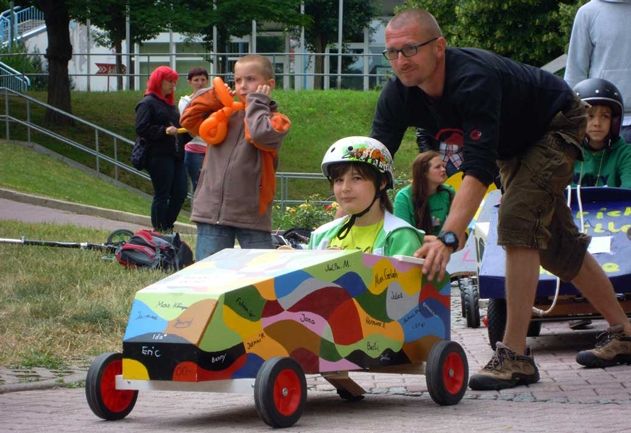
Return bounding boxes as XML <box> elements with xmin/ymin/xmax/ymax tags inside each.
<box><xmin>321</xmin><ymin>136</ymin><xmax>394</xmax><ymax>188</ymax></box>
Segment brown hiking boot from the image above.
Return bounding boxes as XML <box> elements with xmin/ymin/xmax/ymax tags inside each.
<box><xmin>576</xmin><ymin>324</ymin><xmax>631</xmax><ymax>368</ymax></box>
<box><xmin>468</xmin><ymin>342</ymin><xmax>540</xmax><ymax>390</ymax></box>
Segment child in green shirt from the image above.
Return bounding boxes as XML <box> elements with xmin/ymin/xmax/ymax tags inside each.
<box><xmin>573</xmin><ymin>78</ymin><xmax>631</xmax><ymax>188</ymax></box>
<box><xmin>309</xmin><ymin>136</ymin><xmax>424</xmax><ymax>256</ymax></box>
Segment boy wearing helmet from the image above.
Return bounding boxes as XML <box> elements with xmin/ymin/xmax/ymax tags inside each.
<box><xmin>309</xmin><ymin>137</ymin><xmax>424</xmax><ymax>256</ymax></box>
<box><xmin>573</xmin><ymin>78</ymin><xmax>631</xmax><ymax>188</ymax></box>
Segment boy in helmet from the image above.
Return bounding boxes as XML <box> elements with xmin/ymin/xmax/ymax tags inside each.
<box><xmin>573</xmin><ymin>78</ymin><xmax>631</xmax><ymax>188</ymax></box>
<box><xmin>309</xmin><ymin>136</ymin><xmax>424</xmax><ymax>256</ymax></box>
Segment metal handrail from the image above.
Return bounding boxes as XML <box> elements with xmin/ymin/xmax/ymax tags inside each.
<box><xmin>0</xmin><ymin>60</ymin><xmax>30</xmax><ymax>91</ymax></box>
<box><xmin>0</xmin><ymin>6</ymin><xmax>45</xmax><ymax>44</ymax></box>
<box><xmin>0</xmin><ymin>87</ymin><xmax>328</xmax><ymax>209</ymax></box>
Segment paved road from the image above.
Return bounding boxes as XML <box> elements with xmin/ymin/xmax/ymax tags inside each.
<box><xmin>1</xmin><ymin>195</ymin><xmax>630</xmax><ymax>432</ymax></box>
<box><xmin>0</xmin><ymin>197</ymin><xmax>147</xmax><ymax>233</ymax></box>
<box><xmin>2</xmin><ymin>316</ymin><xmax>630</xmax><ymax>432</ymax></box>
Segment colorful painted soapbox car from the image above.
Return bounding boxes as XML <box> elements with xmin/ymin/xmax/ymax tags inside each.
<box><xmin>85</xmin><ymin>248</ymin><xmax>468</xmax><ymax>428</ymax></box>
<box><xmin>474</xmin><ymin>187</ymin><xmax>631</xmax><ymax>348</ymax></box>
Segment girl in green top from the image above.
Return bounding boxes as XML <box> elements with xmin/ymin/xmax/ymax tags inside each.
<box><xmin>394</xmin><ymin>151</ymin><xmax>455</xmax><ymax>238</ymax></box>
<box><xmin>309</xmin><ymin>136</ymin><xmax>424</xmax><ymax>257</ymax></box>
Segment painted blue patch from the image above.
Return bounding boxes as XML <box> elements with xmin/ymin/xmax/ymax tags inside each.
<box><xmin>275</xmin><ymin>270</ymin><xmax>312</xmax><ymax>298</ymax></box>
<box><xmin>398</xmin><ymin>299</ymin><xmax>449</xmax><ymax>342</ymax></box>
<box><xmin>123</xmin><ymin>299</ymin><xmax>169</xmax><ymax>341</ymax></box>
<box><xmin>232</xmin><ymin>353</ymin><xmax>264</xmax><ymax>378</ymax></box>
<box><xmin>334</xmin><ymin>271</ymin><xmax>367</xmax><ymax>297</ymax></box>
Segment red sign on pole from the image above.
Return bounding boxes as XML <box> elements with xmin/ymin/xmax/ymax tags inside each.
<box><xmin>95</xmin><ymin>63</ymin><xmax>127</xmax><ymax>75</ymax></box>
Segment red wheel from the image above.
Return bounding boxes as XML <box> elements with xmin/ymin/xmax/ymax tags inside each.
<box><xmin>426</xmin><ymin>340</ymin><xmax>468</xmax><ymax>405</ymax></box>
<box><xmin>85</xmin><ymin>352</ymin><xmax>137</xmax><ymax>420</ymax></box>
<box><xmin>254</xmin><ymin>357</ymin><xmax>307</xmax><ymax>428</ymax></box>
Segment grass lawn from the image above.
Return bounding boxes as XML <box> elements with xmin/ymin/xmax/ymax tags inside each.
<box><xmin>0</xmin><ymin>141</ymin><xmax>153</xmax><ymax>216</ymax></box>
<box><xmin>0</xmin><ymin>221</ymin><xmax>195</xmax><ymax>368</ymax></box>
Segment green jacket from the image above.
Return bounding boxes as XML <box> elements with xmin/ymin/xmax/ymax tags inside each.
<box><xmin>393</xmin><ymin>184</ymin><xmax>455</xmax><ymax>235</ymax></box>
<box><xmin>308</xmin><ymin>211</ymin><xmax>424</xmax><ymax>257</ymax></box>
<box><xmin>573</xmin><ymin>137</ymin><xmax>631</xmax><ymax>188</ymax></box>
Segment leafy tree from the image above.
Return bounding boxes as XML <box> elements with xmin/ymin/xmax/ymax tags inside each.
<box><xmin>174</xmin><ymin>0</ymin><xmax>307</xmax><ymax>75</ymax></box>
<box><xmin>302</xmin><ymin>0</ymin><xmax>376</xmax><ymax>89</ymax></box>
<box><xmin>401</xmin><ymin>0</ymin><xmax>586</xmax><ymax>67</ymax></box>
<box><xmin>71</xmin><ymin>0</ymin><xmax>172</xmax><ymax>90</ymax></box>
<box><xmin>29</xmin><ymin>0</ymin><xmax>73</xmax><ymax>123</ymax></box>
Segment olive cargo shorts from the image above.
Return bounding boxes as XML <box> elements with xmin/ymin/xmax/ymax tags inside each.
<box><xmin>497</xmin><ymin>96</ymin><xmax>590</xmax><ymax>282</ymax></box>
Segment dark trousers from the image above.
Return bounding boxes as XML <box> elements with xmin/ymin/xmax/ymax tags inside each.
<box><xmin>147</xmin><ymin>155</ymin><xmax>188</xmax><ymax>232</ymax></box>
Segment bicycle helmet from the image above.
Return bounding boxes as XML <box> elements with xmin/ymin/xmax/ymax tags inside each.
<box><xmin>321</xmin><ymin>136</ymin><xmax>394</xmax><ymax>188</ymax></box>
<box><xmin>574</xmin><ymin>78</ymin><xmax>624</xmax><ymax>140</ymax></box>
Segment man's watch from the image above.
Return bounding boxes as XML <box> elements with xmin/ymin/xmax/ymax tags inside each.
<box><xmin>437</xmin><ymin>231</ymin><xmax>459</xmax><ymax>251</ymax></box>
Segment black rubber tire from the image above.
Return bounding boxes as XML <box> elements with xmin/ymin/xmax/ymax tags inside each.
<box><xmin>462</xmin><ymin>279</ymin><xmax>480</xmax><ymax>328</ymax></box>
<box><xmin>85</xmin><ymin>352</ymin><xmax>137</xmax><ymax>420</ymax></box>
<box><xmin>254</xmin><ymin>357</ymin><xmax>307</xmax><ymax>428</ymax></box>
<box><xmin>426</xmin><ymin>340</ymin><xmax>469</xmax><ymax>406</ymax></box>
<box><xmin>336</xmin><ymin>388</ymin><xmax>365</xmax><ymax>402</ymax></box>
<box><xmin>457</xmin><ymin>279</ymin><xmax>467</xmax><ymax>318</ymax></box>
<box><xmin>527</xmin><ymin>320</ymin><xmax>542</xmax><ymax>337</ymax></box>
<box><xmin>487</xmin><ymin>298</ymin><xmax>507</xmax><ymax>350</ymax></box>
<box><xmin>106</xmin><ymin>229</ymin><xmax>134</xmax><ymax>247</ymax></box>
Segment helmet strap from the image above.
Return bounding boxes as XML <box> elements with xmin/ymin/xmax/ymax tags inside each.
<box><xmin>336</xmin><ymin>189</ymin><xmax>381</xmax><ymax>240</ymax></box>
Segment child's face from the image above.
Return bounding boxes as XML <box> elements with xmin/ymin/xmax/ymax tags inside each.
<box><xmin>188</xmin><ymin>74</ymin><xmax>209</xmax><ymax>92</ymax></box>
<box><xmin>426</xmin><ymin>156</ymin><xmax>447</xmax><ymax>186</ymax></box>
<box><xmin>333</xmin><ymin>167</ymin><xmax>378</xmax><ymax>215</ymax></box>
<box><xmin>234</xmin><ymin>61</ymin><xmax>275</xmax><ymax>102</ymax></box>
<box><xmin>586</xmin><ymin>105</ymin><xmax>612</xmax><ymax>149</ymax></box>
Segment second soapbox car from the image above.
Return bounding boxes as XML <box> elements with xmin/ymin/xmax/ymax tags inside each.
<box><xmin>474</xmin><ymin>187</ymin><xmax>631</xmax><ymax>348</ymax></box>
<box><xmin>85</xmin><ymin>248</ymin><xmax>468</xmax><ymax>428</ymax></box>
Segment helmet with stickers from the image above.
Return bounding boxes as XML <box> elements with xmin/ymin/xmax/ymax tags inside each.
<box><xmin>321</xmin><ymin>136</ymin><xmax>394</xmax><ymax>188</ymax></box>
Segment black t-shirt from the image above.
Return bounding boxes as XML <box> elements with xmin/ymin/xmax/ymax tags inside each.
<box><xmin>371</xmin><ymin>47</ymin><xmax>575</xmax><ymax>185</ymax></box>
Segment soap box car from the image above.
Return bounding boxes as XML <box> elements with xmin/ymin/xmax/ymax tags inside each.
<box><xmin>475</xmin><ymin>187</ymin><xmax>631</xmax><ymax>348</ymax></box>
<box><xmin>85</xmin><ymin>248</ymin><xmax>468</xmax><ymax>428</ymax></box>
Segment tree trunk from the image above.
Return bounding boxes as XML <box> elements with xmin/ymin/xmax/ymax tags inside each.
<box><xmin>37</xmin><ymin>0</ymin><xmax>73</xmax><ymax>124</ymax></box>
<box><xmin>314</xmin><ymin>36</ymin><xmax>325</xmax><ymax>90</ymax></box>
<box><xmin>114</xmin><ymin>39</ymin><xmax>123</xmax><ymax>91</ymax></box>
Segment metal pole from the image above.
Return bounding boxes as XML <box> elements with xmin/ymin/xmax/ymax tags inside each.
<box><xmin>251</xmin><ymin>20</ymin><xmax>256</xmax><ymax>53</ymax></box>
<box><xmin>4</xmin><ymin>88</ymin><xmax>10</xmax><ymax>140</ymax></box>
<box><xmin>212</xmin><ymin>0</ymin><xmax>218</xmax><ymax>76</ymax></box>
<box><xmin>134</xmin><ymin>42</ymin><xmax>140</xmax><ymax>90</ymax></box>
<box><xmin>299</xmin><ymin>2</ymin><xmax>305</xmax><ymax>90</ymax></box>
<box><xmin>126</xmin><ymin>6</ymin><xmax>131</xmax><ymax>90</ymax></box>
<box><xmin>8</xmin><ymin>1</ymin><xmax>14</xmax><ymax>52</ymax></box>
<box><xmin>363</xmin><ymin>27</ymin><xmax>369</xmax><ymax>91</ymax></box>
<box><xmin>337</xmin><ymin>0</ymin><xmax>343</xmax><ymax>90</ymax></box>
<box><xmin>87</xmin><ymin>19</ymin><xmax>91</xmax><ymax>92</ymax></box>
<box><xmin>26</xmin><ymin>99</ymin><xmax>31</xmax><ymax>143</ymax></box>
<box><xmin>169</xmin><ymin>29</ymin><xmax>175</xmax><ymax>69</ymax></box>
<box><xmin>95</xmin><ymin>129</ymin><xmax>100</xmax><ymax>174</ymax></box>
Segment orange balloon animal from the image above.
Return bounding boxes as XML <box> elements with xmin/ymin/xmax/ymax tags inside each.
<box><xmin>199</xmin><ymin>77</ymin><xmax>244</xmax><ymax>145</ymax></box>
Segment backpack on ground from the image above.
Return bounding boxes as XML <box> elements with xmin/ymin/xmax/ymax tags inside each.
<box><xmin>115</xmin><ymin>229</ymin><xmax>194</xmax><ymax>271</ymax></box>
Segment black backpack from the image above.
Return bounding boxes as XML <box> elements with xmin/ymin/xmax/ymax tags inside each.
<box><xmin>115</xmin><ymin>229</ymin><xmax>193</xmax><ymax>271</ymax></box>
<box><xmin>131</xmin><ymin>136</ymin><xmax>148</xmax><ymax>170</ymax></box>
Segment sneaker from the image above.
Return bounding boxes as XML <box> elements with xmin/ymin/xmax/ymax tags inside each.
<box><xmin>468</xmin><ymin>342</ymin><xmax>540</xmax><ymax>390</ymax></box>
<box><xmin>576</xmin><ymin>324</ymin><xmax>631</xmax><ymax>368</ymax></box>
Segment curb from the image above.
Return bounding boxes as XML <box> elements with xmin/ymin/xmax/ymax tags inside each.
<box><xmin>0</xmin><ymin>371</ymin><xmax>87</xmax><ymax>394</ymax></box>
<box><xmin>0</xmin><ymin>187</ymin><xmax>196</xmax><ymax>235</ymax></box>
